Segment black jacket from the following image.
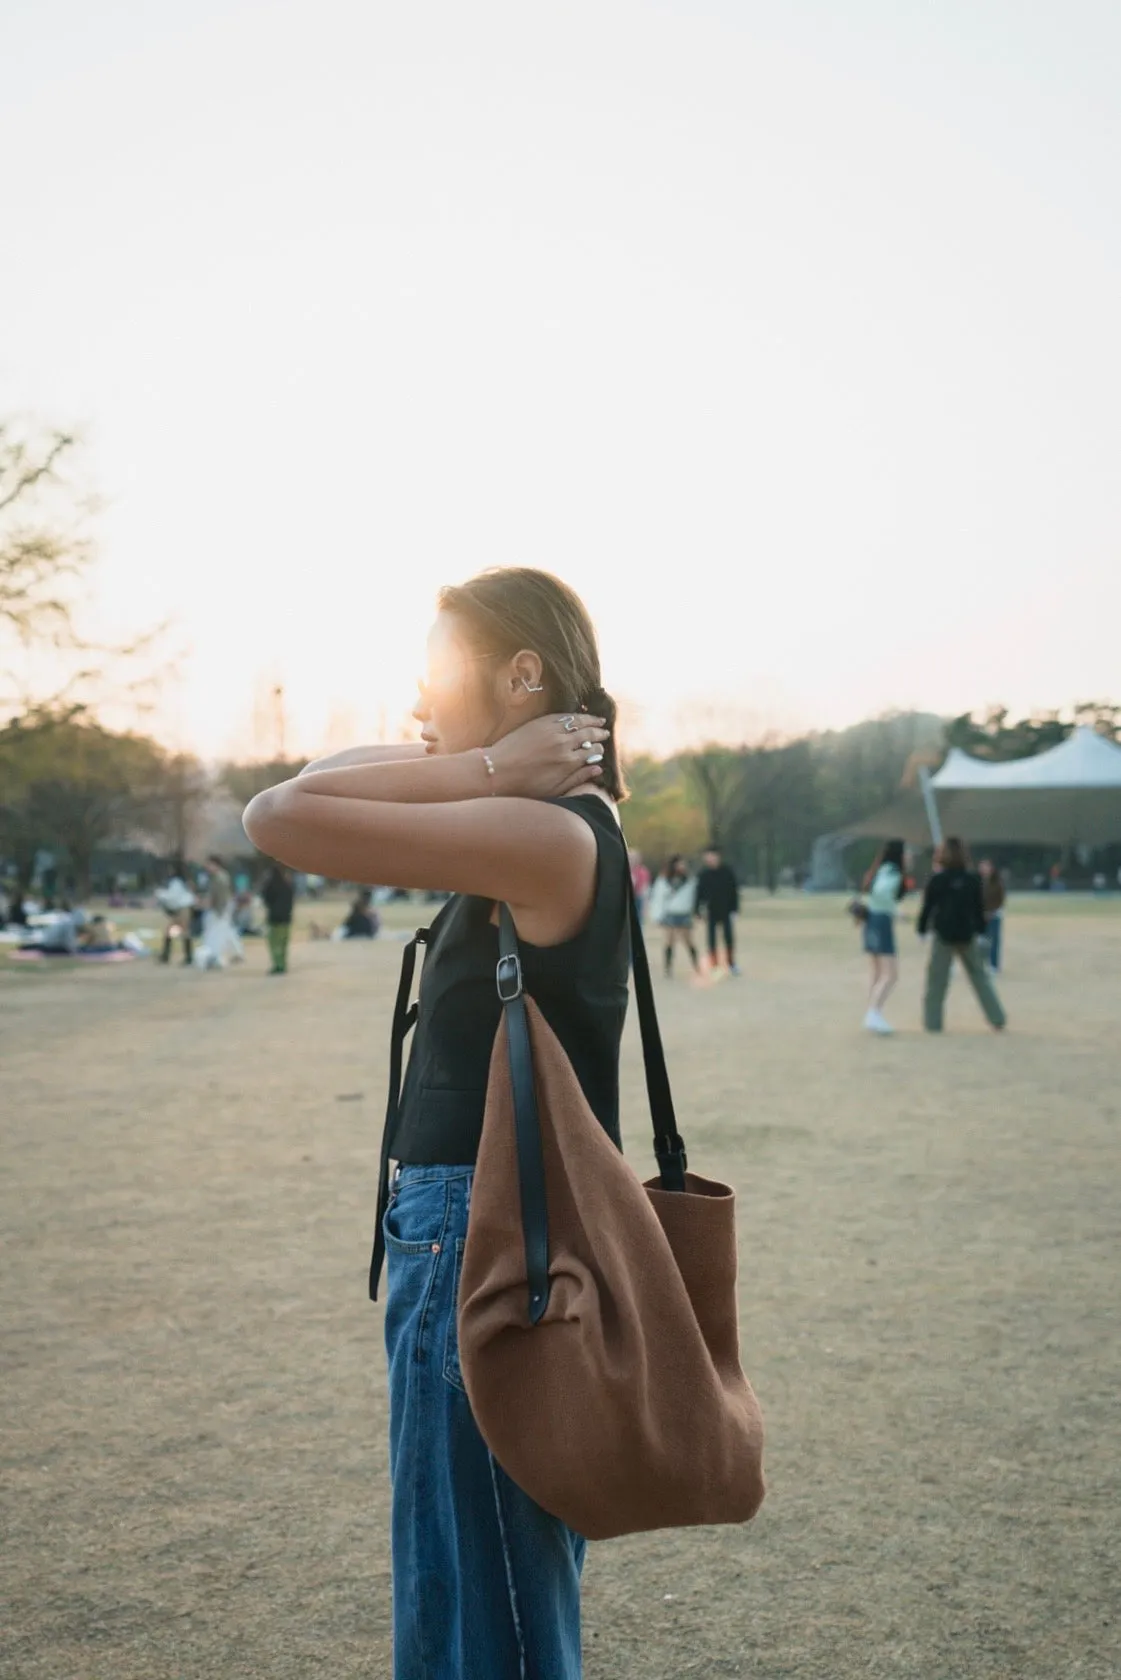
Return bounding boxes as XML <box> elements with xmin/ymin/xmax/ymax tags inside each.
<box><xmin>918</xmin><ymin>868</ymin><xmax>986</xmax><ymax>944</ymax></box>
<box><xmin>261</xmin><ymin>870</ymin><xmax>295</xmax><ymax>925</ymax></box>
<box><xmin>695</xmin><ymin>864</ymin><xmax>739</xmax><ymax>918</ymax></box>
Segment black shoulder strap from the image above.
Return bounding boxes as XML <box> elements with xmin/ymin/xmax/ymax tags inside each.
<box><xmin>498</xmin><ymin>841</ymin><xmax>687</xmax><ymax>1322</ymax></box>
<box><xmin>368</xmin><ymin>926</ymin><xmax>428</xmax><ymax>1301</ymax></box>
<box><xmin>622</xmin><ymin>868</ymin><xmax>688</xmax><ymax>1190</ymax></box>
<box><xmin>497</xmin><ymin>910</ymin><xmax>551</xmax><ymax>1325</ymax></box>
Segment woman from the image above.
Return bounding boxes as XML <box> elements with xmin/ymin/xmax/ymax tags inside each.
<box><xmin>861</xmin><ymin>838</ymin><xmax>906</xmax><ymax>1034</ymax></box>
<box><xmin>243</xmin><ymin>567</ymin><xmax>624</xmax><ymax>1680</ymax></box>
<box><xmin>918</xmin><ymin>837</ymin><xmax>1007</xmax><ymax>1033</ymax></box>
<box><xmin>648</xmin><ymin>853</ymin><xmax>699</xmax><ymax>977</ymax></box>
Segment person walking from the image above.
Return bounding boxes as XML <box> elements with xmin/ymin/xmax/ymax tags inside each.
<box><xmin>648</xmin><ymin>853</ymin><xmax>699</xmax><ymax>978</ymax></box>
<box><xmin>861</xmin><ymin>838</ymin><xmax>907</xmax><ymax>1034</ymax></box>
<box><xmin>918</xmin><ymin>837</ymin><xmax>1007</xmax><ymax>1032</ymax></box>
<box><xmin>978</xmin><ymin>858</ymin><xmax>1006</xmax><ymax>972</ymax></box>
<box><xmin>260</xmin><ymin>863</ymin><xmax>295</xmax><ymax>974</ymax></box>
<box><xmin>242</xmin><ymin>566</ymin><xmax>626</xmax><ymax>1680</ymax></box>
<box><xmin>694</xmin><ymin>843</ymin><xmax>741</xmax><ymax>975</ymax></box>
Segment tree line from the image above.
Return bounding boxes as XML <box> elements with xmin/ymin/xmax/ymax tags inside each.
<box><xmin>2</xmin><ymin>418</ymin><xmax>1118</xmax><ymax>896</ymax></box>
<box><xmin>9</xmin><ymin>699</ymin><xmax>1115</xmax><ymax>898</ymax></box>
<box><xmin>624</xmin><ymin>701</ymin><xmax>1121</xmax><ymax>889</ymax></box>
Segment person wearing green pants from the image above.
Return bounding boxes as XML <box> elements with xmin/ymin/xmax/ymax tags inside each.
<box><xmin>918</xmin><ymin>838</ymin><xmax>1006</xmax><ymax>1032</ymax></box>
<box><xmin>260</xmin><ymin>863</ymin><xmax>295</xmax><ymax>975</ymax></box>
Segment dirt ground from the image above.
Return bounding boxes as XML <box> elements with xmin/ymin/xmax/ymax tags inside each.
<box><xmin>2</xmin><ymin>893</ymin><xmax>1119</xmax><ymax>1679</ymax></box>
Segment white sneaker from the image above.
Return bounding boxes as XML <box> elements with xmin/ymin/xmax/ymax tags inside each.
<box><xmin>864</xmin><ymin>1009</ymin><xmax>893</xmax><ymax>1034</ymax></box>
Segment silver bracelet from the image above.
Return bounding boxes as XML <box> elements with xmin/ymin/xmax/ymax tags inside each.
<box><xmin>479</xmin><ymin>748</ymin><xmax>497</xmax><ymax>793</ymax></box>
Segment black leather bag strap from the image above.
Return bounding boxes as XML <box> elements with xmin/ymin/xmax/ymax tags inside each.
<box><xmin>624</xmin><ymin>869</ymin><xmax>688</xmax><ymax>1191</ymax></box>
<box><xmin>497</xmin><ymin>841</ymin><xmax>688</xmax><ymax>1322</ymax></box>
<box><xmin>497</xmin><ymin>905</ymin><xmax>551</xmax><ymax>1325</ymax></box>
<box><xmin>368</xmin><ymin>926</ymin><xmax>427</xmax><ymax>1301</ymax></box>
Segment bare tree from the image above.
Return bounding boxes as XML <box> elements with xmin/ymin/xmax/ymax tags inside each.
<box><xmin>0</xmin><ymin>424</ymin><xmax>93</xmax><ymax>650</ymax></box>
<box><xmin>679</xmin><ymin>747</ymin><xmax>754</xmax><ymax>851</ymax></box>
<box><xmin>149</xmin><ymin>752</ymin><xmax>211</xmax><ymax>861</ymax></box>
<box><xmin>737</xmin><ymin>739</ymin><xmax>818</xmax><ymax>892</ymax></box>
<box><xmin>0</xmin><ymin>420</ymin><xmax>170</xmax><ymax>721</ymax></box>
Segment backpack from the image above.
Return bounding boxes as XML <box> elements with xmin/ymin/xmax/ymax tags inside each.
<box><xmin>934</xmin><ymin>873</ymin><xmax>979</xmax><ymax>945</ymax></box>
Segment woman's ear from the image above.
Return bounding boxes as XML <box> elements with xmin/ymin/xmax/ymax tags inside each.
<box><xmin>508</xmin><ymin>649</ymin><xmax>545</xmax><ymax>701</ymax></box>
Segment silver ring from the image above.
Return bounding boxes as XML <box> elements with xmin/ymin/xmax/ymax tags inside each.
<box><xmin>585</xmin><ymin>748</ymin><xmax>605</xmax><ymax>765</ymax></box>
<box><xmin>560</xmin><ymin>715</ymin><xmax>577</xmax><ymax>732</ymax></box>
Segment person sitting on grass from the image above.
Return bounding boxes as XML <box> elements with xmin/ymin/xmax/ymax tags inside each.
<box><xmin>77</xmin><ymin>915</ymin><xmax>123</xmax><ymax>953</ymax></box>
<box><xmin>341</xmin><ymin>888</ymin><xmax>380</xmax><ymax>939</ymax></box>
<box><xmin>19</xmin><ymin>901</ymin><xmax>82</xmax><ymax>955</ymax></box>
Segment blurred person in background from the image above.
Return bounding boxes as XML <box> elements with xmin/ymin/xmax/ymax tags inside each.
<box><xmin>19</xmin><ymin>900</ymin><xmax>81</xmax><ymax>955</ymax></box>
<box><xmin>918</xmin><ymin>837</ymin><xmax>1006</xmax><ymax>1033</ymax></box>
<box><xmin>978</xmin><ymin>858</ymin><xmax>1006</xmax><ymax>973</ymax></box>
<box><xmin>195</xmin><ymin>854</ymin><xmax>242</xmax><ymax>969</ymax></box>
<box><xmin>340</xmin><ymin>887</ymin><xmax>380</xmax><ymax>939</ymax></box>
<box><xmin>6</xmin><ymin>889</ymin><xmax>30</xmax><ymax>927</ymax></box>
<box><xmin>260</xmin><ymin>863</ymin><xmax>296</xmax><ymax>974</ymax></box>
<box><xmin>694</xmin><ymin>843</ymin><xmax>741</xmax><ymax>976</ymax></box>
<box><xmin>861</xmin><ymin>838</ymin><xmax>907</xmax><ymax>1034</ymax></box>
<box><xmin>233</xmin><ymin>886</ymin><xmax>265</xmax><ymax>938</ymax></box>
<box><xmin>156</xmin><ymin>863</ymin><xmax>197</xmax><ymax>966</ymax></box>
<box><xmin>628</xmin><ymin>847</ymin><xmax>651</xmax><ymax>924</ymax></box>
<box><xmin>77</xmin><ymin>914</ymin><xmax>123</xmax><ymax>953</ymax></box>
<box><xmin>649</xmin><ymin>853</ymin><xmax>699</xmax><ymax>978</ymax></box>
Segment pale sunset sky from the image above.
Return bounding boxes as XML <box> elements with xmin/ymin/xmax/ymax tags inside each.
<box><xmin>2</xmin><ymin>0</ymin><xmax>1118</xmax><ymax>760</ymax></box>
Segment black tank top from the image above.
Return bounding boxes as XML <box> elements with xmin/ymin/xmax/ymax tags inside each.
<box><xmin>389</xmin><ymin>795</ymin><xmax>630</xmax><ymax>1166</ymax></box>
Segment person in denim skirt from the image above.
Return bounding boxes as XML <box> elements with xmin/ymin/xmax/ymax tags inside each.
<box><xmin>861</xmin><ymin>838</ymin><xmax>907</xmax><ymax>1034</ymax></box>
<box><xmin>648</xmin><ymin>854</ymin><xmax>699</xmax><ymax>977</ymax></box>
<box><xmin>244</xmin><ymin>568</ymin><xmax>631</xmax><ymax>1680</ymax></box>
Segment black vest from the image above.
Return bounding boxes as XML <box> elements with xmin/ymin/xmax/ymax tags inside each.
<box><xmin>388</xmin><ymin>795</ymin><xmax>630</xmax><ymax>1165</ymax></box>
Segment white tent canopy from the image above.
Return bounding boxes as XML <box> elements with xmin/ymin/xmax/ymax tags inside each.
<box><xmin>845</xmin><ymin>728</ymin><xmax>1121</xmax><ymax>846</ymax></box>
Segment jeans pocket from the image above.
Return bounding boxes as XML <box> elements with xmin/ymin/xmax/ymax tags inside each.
<box><xmin>443</xmin><ymin>1237</ymin><xmax>467</xmax><ymax>1393</ymax></box>
<box><xmin>383</xmin><ymin>1179</ymin><xmax>449</xmax><ymax>1254</ymax></box>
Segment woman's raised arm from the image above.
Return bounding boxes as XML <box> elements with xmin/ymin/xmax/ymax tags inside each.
<box><xmin>299</xmin><ymin>744</ymin><xmax>427</xmax><ymax>775</ymax></box>
<box><xmin>243</xmin><ymin>713</ymin><xmax>614</xmax><ymax>944</ymax></box>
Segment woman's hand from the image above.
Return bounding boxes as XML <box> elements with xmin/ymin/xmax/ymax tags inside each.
<box><xmin>489</xmin><ymin>712</ymin><xmax>611</xmax><ymax>799</ymax></box>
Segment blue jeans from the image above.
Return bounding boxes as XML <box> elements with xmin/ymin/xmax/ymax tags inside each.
<box><xmin>383</xmin><ymin>1164</ymin><xmax>587</xmax><ymax>1679</ymax></box>
<box><xmin>987</xmin><ymin>913</ymin><xmax>1003</xmax><ymax>972</ymax></box>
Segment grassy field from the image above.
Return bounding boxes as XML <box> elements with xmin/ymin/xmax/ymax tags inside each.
<box><xmin>2</xmin><ymin>892</ymin><xmax>1118</xmax><ymax>1678</ymax></box>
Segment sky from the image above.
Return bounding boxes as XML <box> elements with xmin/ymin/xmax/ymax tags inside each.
<box><xmin>2</xmin><ymin>0</ymin><xmax>1119</xmax><ymax>760</ymax></box>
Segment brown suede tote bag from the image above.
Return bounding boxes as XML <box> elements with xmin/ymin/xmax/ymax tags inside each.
<box><xmin>456</xmin><ymin>879</ymin><xmax>765</xmax><ymax>1541</ymax></box>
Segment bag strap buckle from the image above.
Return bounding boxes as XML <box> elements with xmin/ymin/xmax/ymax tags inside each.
<box><xmin>655</xmin><ymin>1135</ymin><xmax>689</xmax><ymax>1191</ymax></box>
<box><xmin>496</xmin><ymin>951</ymin><xmax>523</xmax><ymax>1002</ymax></box>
